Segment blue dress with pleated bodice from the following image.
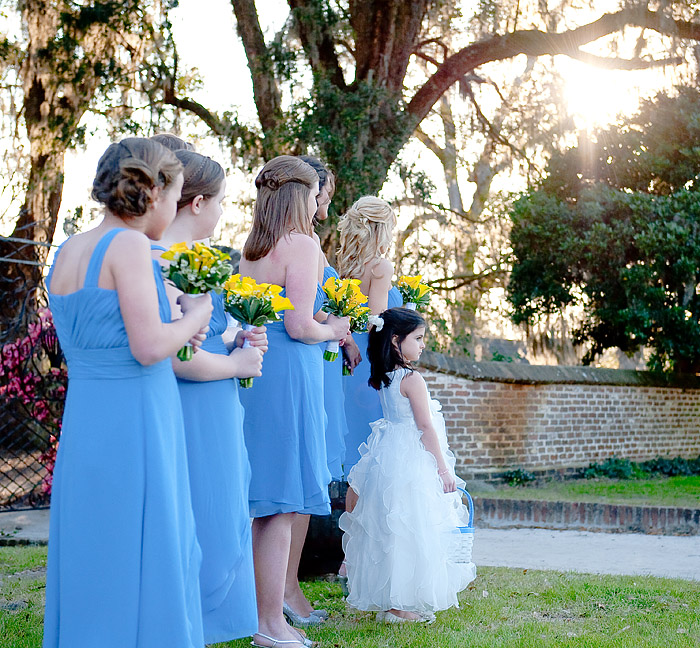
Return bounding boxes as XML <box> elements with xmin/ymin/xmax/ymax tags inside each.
<box><xmin>239</xmin><ymin>283</ymin><xmax>331</xmax><ymax>517</ymax></box>
<box><xmin>320</xmin><ymin>266</ymin><xmax>349</xmax><ymax>480</ymax></box>
<box><xmin>44</xmin><ymin>228</ymin><xmax>203</xmax><ymax>648</ymax></box>
<box><xmin>174</xmin><ymin>289</ymin><xmax>257</xmax><ymax>643</ymax></box>
<box><xmin>342</xmin><ymin>286</ymin><xmax>403</xmax><ymax>474</ymax></box>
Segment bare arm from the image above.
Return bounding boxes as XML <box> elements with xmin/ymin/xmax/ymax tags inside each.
<box><xmin>109</xmin><ymin>232</ymin><xmax>212</xmax><ymax>366</ymax></box>
<box><xmin>283</xmin><ymin>235</ymin><xmax>349</xmax><ymax>344</ymax></box>
<box><xmin>401</xmin><ymin>371</ymin><xmax>456</xmax><ymax>493</ymax></box>
<box><xmin>367</xmin><ymin>258</ymin><xmax>393</xmax><ymax>314</ymax></box>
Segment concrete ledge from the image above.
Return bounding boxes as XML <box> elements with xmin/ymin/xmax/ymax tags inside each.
<box><xmin>418</xmin><ymin>350</ymin><xmax>700</xmax><ymax>388</ymax></box>
<box><xmin>475</xmin><ymin>497</ymin><xmax>700</xmax><ymax>535</ymax></box>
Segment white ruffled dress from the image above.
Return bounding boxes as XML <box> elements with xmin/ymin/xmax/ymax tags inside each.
<box><xmin>339</xmin><ymin>367</ymin><xmax>476</xmax><ymax>614</ymax></box>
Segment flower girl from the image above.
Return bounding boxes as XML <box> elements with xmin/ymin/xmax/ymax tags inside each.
<box><xmin>339</xmin><ymin>308</ymin><xmax>476</xmax><ymax>623</ymax></box>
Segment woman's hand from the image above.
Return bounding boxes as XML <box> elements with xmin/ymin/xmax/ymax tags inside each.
<box><xmin>230</xmin><ymin>346</ymin><xmax>264</xmax><ymax>378</ymax></box>
<box><xmin>237</xmin><ymin>325</ymin><xmax>268</xmax><ymax>354</ymax></box>
<box><xmin>341</xmin><ymin>334</ymin><xmax>362</xmax><ymax>374</ymax></box>
<box><xmin>325</xmin><ymin>314</ymin><xmax>350</xmax><ymax>341</ymax></box>
<box><xmin>178</xmin><ymin>293</ymin><xmax>213</xmax><ymax>328</ymax></box>
<box><xmin>439</xmin><ymin>470</ymin><xmax>457</xmax><ymax>493</ymax></box>
<box><xmin>178</xmin><ymin>294</ymin><xmax>213</xmax><ymax>354</ymax></box>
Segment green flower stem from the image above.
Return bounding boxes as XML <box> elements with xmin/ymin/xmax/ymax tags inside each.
<box><xmin>239</xmin><ymin>377</ymin><xmax>254</xmax><ymax>389</ymax></box>
<box><xmin>177</xmin><ymin>344</ymin><xmax>194</xmax><ymax>362</ymax></box>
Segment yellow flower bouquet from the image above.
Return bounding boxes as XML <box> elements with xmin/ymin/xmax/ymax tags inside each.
<box><xmin>223</xmin><ymin>274</ymin><xmax>294</xmax><ymax>388</ymax></box>
<box><xmin>161</xmin><ymin>242</ymin><xmax>233</xmax><ymax>361</ymax></box>
<box><xmin>321</xmin><ymin>277</ymin><xmax>370</xmax><ymax>366</ymax></box>
<box><xmin>397</xmin><ymin>274</ymin><xmax>431</xmax><ymax>311</ymax></box>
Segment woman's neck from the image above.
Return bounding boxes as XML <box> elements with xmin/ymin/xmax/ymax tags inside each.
<box><xmin>158</xmin><ymin>217</ymin><xmax>194</xmax><ymax>248</ymax></box>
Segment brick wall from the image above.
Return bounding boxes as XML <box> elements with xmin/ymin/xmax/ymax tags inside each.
<box><xmin>417</xmin><ymin>351</ymin><xmax>700</xmax><ymax>480</ymax></box>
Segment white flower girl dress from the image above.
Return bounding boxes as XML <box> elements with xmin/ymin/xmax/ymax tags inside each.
<box><xmin>339</xmin><ymin>367</ymin><xmax>476</xmax><ymax>614</ymax></box>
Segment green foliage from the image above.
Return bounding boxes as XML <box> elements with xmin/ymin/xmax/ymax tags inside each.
<box><xmin>508</xmin><ymin>87</ymin><xmax>700</xmax><ymax>372</ymax></box>
<box><xmin>584</xmin><ymin>455</ymin><xmax>700</xmax><ymax>480</ymax></box>
<box><xmin>502</xmin><ymin>468</ymin><xmax>536</xmax><ymax>486</ymax></box>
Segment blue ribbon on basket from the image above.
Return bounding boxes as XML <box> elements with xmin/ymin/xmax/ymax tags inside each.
<box><xmin>455</xmin><ymin>487</ymin><xmax>475</xmax><ymax>534</ymax></box>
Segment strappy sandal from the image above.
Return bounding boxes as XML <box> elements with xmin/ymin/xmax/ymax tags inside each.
<box><xmin>251</xmin><ymin>633</ymin><xmax>307</xmax><ymax>648</ymax></box>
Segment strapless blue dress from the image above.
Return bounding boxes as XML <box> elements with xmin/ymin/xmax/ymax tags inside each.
<box><xmin>44</xmin><ymin>229</ymin><xmax>203</xmax><ymax>648</ymax></box>
<box><xmin>153</xmin><ymin>249</ymin><xmax>257</xmax><ymax>643</ymax></box>
<box><xmin>320</xmin><ymin>266</ymin><xmax>348</xmax><ymax>480</ymax></box>
<box><xmin>342</xmin><ymin>286</ymin><xmax>402</xmax><ymax>474</ymax></box>
<box><xmin>239</xmin><ymin>283</ymin><xmax>331</xmax><ymax>517</ymax></box>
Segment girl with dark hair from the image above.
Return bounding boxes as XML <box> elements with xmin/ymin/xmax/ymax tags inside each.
<box><xmin>339</xmin><ymin>308</ymin><xmax>476</xmax><ymax>623</ymax></box>
<box><xmin>154</xmin><ymin>150</ymin><xmax>266</xmax><ymax>644</ymax></box>
<box><xmin>44</xmin><ymin>137</ymin><xmax>212</xmax><ymax>647</ymax></box>
<box><xmin>238</xmin><ymin>155</ymin><xmax>350</xmax><ymax>648</ymax></box>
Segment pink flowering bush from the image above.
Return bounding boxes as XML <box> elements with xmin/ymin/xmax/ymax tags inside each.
<box><xmin>0</xmin><ymin>308</ymin><xmax>67</xmax><ymax>498</ymax></box>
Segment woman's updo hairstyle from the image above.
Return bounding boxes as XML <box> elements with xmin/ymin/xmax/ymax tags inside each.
<box><xmin>367</xmin><ymin>307</ymin><xmax>426</xmax><ymax>390</ymax></box>
<box><xmin>243</xmin><ymin>155</ymin><xmax>319</xmax><ymax>261</ymax></box>
<box><xmin>175</xmin><ymin>150</ymin><xmax>225</xmax><ymax>210</ymax></box>
<box><xmin>337</xmin><ymin>196</ymin><xmax>396</xmax><ymax>279</ymax></box>
<box><xmin>92</xmin><ymin>137</ymin><xmax>182</xmax><ymax>218</ymax></box>
<box><xmin>150</xmin><ymin>133</ymin><xmax>195</xmax><ymax>152</ymax></box>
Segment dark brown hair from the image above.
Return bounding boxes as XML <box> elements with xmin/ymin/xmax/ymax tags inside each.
<box><xmin>175</xmin><ymin>150</ymin><xmax>225</xmax><ymax>210</ymax></box>
<box><xmin>243</xmin><ymin>155</ymin><xmax>319</xmax><ymax>261</ymax></box>
<box><xmin>92</xmin><ymin>138</ymin><xmax>182</xmax><ymax>218</ymax></box>
<box><xmin>150</xmin><ymin>133</ymin><xmax>195</xmax><ymax>152</ymax></box>
<box><xmin>368</xmin><ymin>308</ymin><xmax>426</xmax><ymax>390</ymax></box>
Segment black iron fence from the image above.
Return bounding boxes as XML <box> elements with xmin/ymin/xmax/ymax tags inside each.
<box><xmin>1</xmin><ymin>232</ymin><xmax>66</xmax><ymax>509</ymax></box>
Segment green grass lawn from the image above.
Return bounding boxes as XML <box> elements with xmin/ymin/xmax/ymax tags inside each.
<box><xmin>470</xmin><ymin>475</ymin><xmax>700</xmax><ymax>509</ymax></box>
<box><xmin>2</xmin><ymin>546</ymin><xmax>699</xmax><ymax>647</ymax></box>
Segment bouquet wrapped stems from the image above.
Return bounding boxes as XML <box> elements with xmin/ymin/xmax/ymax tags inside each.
<box><xmin>177</xmin><ymin>294</ymin><xmax>209</xmax><ymax>362</ymax></box>
<box><xmin>397</xmin><ymin>275</ymin><xmax>432</xmax><ymax>312</ymax></box>
<box><xmin>324</xmin><ymin>340</ymin><xmax>340</xmax><ymax>362</ymax></box>
<box><xmin>223</xmin><ymin>274</ymin><xmax>294</xmax><ymax>389</ymax></box>
<box><xmin>160</xmin><ymin>242</ymin><xmax>232</xmax><ymax>361</ymax></box>
<box><xmin>239</xmin><ymin>323</ymin><xmax>255</xmax><ymax>389</ymax></box>
<box><xmin>321</xmin><ymin>277</ymin><xmax>370</xmax><ymax>365</ymax></box>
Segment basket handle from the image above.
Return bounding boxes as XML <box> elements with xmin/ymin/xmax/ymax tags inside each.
<box><xmin>457</xmin><ymin>487</ymin><xmax>474</xmax><ymax>528</ymax></box>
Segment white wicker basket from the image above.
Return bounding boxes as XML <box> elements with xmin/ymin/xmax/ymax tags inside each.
<box><xmin>450</xmin><ymin>487</ymin><xmax>475</xmax><ymax>564</ymax></box>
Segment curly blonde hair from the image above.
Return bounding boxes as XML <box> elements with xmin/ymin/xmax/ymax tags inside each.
<box><xmin>337</xmin><ymin>196</ymin><xmax>396</xmax><ymax>279</ymax></box>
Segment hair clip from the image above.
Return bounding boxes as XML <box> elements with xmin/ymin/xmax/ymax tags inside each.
<box><xmin>368</xmin><ymin>315</ymin><xmax>384</xmax><ymax>331</ymax></box>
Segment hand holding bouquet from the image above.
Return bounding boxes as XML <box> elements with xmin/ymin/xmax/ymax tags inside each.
<box><xmin>223</xmin><ymin>274</ymin><xmax>294</xmax><ymax>387</ymax></box>
<box><xmin>397</xmin><ymin>274</ymin><xmax>431</xmax><ymax>311</ymax></box>
<box><xmin>161</xmin><ymin>242</ymin><xmax>233</xmax><ymax>360</ymax></box>
<box><xmin>322</xmin><ymin>277</ymin><xmax>370</xmax><ymax>364</ymax></box>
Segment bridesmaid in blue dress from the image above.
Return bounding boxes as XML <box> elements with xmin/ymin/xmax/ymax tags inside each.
<box><xmin>278</xmin><ymin>157</ymin><xmax>353</xmax><ymax>626</ymax></box>
<box><xmin>238</xmin><ymin>155</ymin><xmax>350</xmax><ymax>648</ymax></box>
<box><xmin>44</xmin><ymin>138</ymin><xmax>212</xmax><ymax>647</ymax></box>
<box><xmin>153</xmin><ymin>150</ymin><xmax>266</xmax><ymax>644</ymax></box>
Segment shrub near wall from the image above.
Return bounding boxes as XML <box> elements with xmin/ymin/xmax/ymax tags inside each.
<box><xmin>418</xmin><ymin>351</ymin><xmax>700</xmax><ymax>481</ymax></box>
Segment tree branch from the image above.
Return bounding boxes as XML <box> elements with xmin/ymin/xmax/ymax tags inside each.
<box><xmin>406</xmin><ymin>8</ymin><xmax>700</xmax><ymax>125</ymax></box>
<box><xmin>288</xmin><ymin>0</ymin><xmax>346</xmax><ymax>88</ymax></box>
<box><xmin>231</xmin><ymin>0</ymin><xmax>282</xmax><ymax>138</ymax></box>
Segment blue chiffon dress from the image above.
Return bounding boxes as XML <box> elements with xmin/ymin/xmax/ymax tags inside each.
<box><xmin>342</xmin><ymin>286</ymin><xmax>402</xmax><ymax>474</ymax></box>
<box><xmin>159</xmin><ymin>256</ymin><xmax>257</xmax><ymax>643</ymax></box>
<box><xmin>239</xmin><ymin>284</ymin><xmax>331</xmax><ymax>518</ymax></box>
<box><xmin>320</xmin><ymin>266</ymin><xmax>348</xmax><ymax>481</ymax></box>
<box><xmin>44</xmin><ymin>228</ymin><xmax>203</xmax><ymax>648</ymax></box>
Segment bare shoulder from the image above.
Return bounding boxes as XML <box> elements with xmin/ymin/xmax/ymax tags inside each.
<box><xmin>370</xmin><ymin>257</ymin><xmax>393</xmax><ymax>279</ymax></box>
<box><xmin>285</xmin><ymin>232</ymin><xmax>320</xmax><ymax>256</ymax></box>
<box><xmin>106</xmin><ymin>230</ymin><xmax>150</xmax><ymax>265</ymax></box>
<box><xmin>400</xmin><ymin>368</ymin><xmax>426</xmax><ymax>396</ymax></box>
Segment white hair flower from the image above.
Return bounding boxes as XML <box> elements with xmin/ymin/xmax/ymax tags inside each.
<box><xmin>368</xmin><ymin>315</ymin><xmax>384</xmax><ymax>331</ymax></box>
